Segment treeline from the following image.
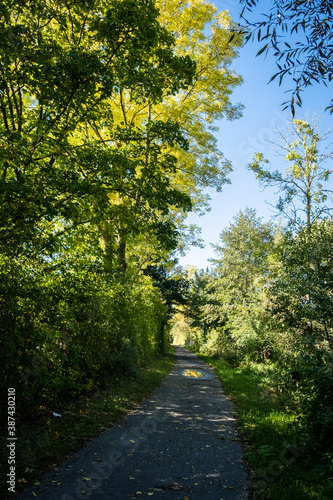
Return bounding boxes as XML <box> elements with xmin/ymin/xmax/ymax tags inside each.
<box><xmin>176</xmin><ymin>119</ymin><xmax>333</xmax><ymax>453</ymax></box>
<box><xmin>0</xmin><ymin>0</ymin><xmax>243</xmax><ymax>422</ymax></box>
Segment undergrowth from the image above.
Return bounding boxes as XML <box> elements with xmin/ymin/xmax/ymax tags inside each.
<box><xmin>194</xmin><ymin>352</ymin><xmax>333</xmax><ymax>500</ymax></box>
<box><xmin>0</xmin><ymin>349</ymin><xmax>175</xmax><ymax>499</ymax></box>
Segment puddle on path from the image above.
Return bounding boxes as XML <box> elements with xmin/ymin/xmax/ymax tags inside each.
<box><xmin>183</xmin><ymin>369</ymin><xmax>205</xmax><ymax>378</ymax></box>
<box><xmin>180</xmin><ymin>368</ymin><xmax>215</xmax><ymax>380</ymax></box>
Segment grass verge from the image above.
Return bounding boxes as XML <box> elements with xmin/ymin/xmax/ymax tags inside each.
<box><xmin>193</xmin><ymin>352</ymin><xmax>333</xmax><ymax>500</ymax></box>
<box><xmin>1</xmin><ymin>349</ymin><xmax>175</xmax><ymax>499</ymax></box>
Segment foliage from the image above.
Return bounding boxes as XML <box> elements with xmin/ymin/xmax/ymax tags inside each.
<box><xmin>0</xmin><ymin>348</ymin><xmax>175</xmax><ymax>497</ymax></box>
<box><xmin>0</xmin><ymin>0</ymin><xmax>196</xmax><ymax>269</ymax></box>
<box><xmin>155</xmin><ymin>0</ymin><xmax>244</xmax><ymax>213</ymax></box>
<box><xmin>270</xmin><ymin>220</ymin><xmax>333</xmax><ymax>344</ymax></box>
<box><xmin>249</xmin><ymin>118</ymin><xmax>333</xmax><ymax>228</ymax></box>
<box><xmin>186</xmin><ymin>208</ymin><xmax>333</xmax><ymax>454</ymax></box>
<box><xmin>201</xmin><ymin>208</ymin><xmax>276</xmax><ymax>362</ymax></box>
<box><xmin>0</xmin><ymin>0</ymin><xmax>244</xmax><ymax>463</ymax></box>
<box><xmin>240</xmin><ymin>0</ymin><xmax>333</xmax><ymax>114</ymax></box>
<box><xmin>0</xmin><ymin>248</ymin><xmax>170</xmax><ymax>425</ymax></box>
<box><xmin>196</xmin><ymin>352</ymin><xmax>333</xmax><ymax>499</ymax></box>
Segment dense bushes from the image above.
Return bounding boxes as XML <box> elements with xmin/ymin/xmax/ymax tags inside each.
<box><xmin>178</xmin><ymin>212</ymin><xmax>333</xmax><ymax>452</ymax></box>
<box><xmin>0</xmin><ymin>252</ymin><xmax>169</xmax><ymax>424</ymax></box>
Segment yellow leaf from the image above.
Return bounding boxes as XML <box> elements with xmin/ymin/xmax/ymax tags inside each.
<box><xmin>83</xmin><ymin>477</ymin><xmax>91</xmax><ymax>481</ymax></box>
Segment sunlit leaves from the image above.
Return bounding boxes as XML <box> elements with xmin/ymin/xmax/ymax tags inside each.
<box><xmin>248</xmin><ymin>119</ymin><xmax>333</xmax><ymax>228</ymax></box>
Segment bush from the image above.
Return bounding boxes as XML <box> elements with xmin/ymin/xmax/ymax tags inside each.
<box><xmin>0</xmin><ymin>253</ymin><xmax>169</xmax><ymax>424</ymax></box>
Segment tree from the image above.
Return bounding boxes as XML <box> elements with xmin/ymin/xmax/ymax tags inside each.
<box><xmin>249</xmin><ymin>119</ymin><xmax>333</xmax><ymax>229</ymax></box>
<box><xmin>99</xmin><ymin>0</ymin><xmax>244</xmax><ymax>273</ymax></box>
<box><xmin>267</xmin><ymin>218</ymin><xmax>333</xmax><ymax>447</ymax></box>
<box><xmin>187</xmin><ymin>268</ymin><xmax>224</xmax><ymax>342</ymax></box>
<box><xmin>240</xmin><ymin>0</ymin><xmax>333</xmax><ymax>114</ymax></box>
<box><xmin>202</xmin><ymin>208</ymin><xmax>276</xmax><ymax>361</ymax></box>
<box><xmin>270</xmin><ymin>219</ymin><xmax>333</xmax><ymax>348</ymax></box>
<box><xmin>0</xmin><ymin>0</ymin><xmax>195</xmax><ymax>261</ymax></box>
<box><xmin>0</xmin><ymin>0</ymin><xmax>199</xmax><ymax>430</ymax></box>
<box><xmin>157</xmin><ymin>0</ymin><xmax>244</xmax><ymax>212</ymax></box>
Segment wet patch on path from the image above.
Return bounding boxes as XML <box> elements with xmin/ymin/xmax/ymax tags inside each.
<box><xmin>181</xmin><ymin>368</ymin><xmax>215</xmax><ymax>380</ymax></box>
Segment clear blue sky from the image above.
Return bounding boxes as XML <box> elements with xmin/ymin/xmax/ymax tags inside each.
<box><xmin>179</xmin><ymin>0</ymin><xmax>333</xmax><ymax>269</ymax></box>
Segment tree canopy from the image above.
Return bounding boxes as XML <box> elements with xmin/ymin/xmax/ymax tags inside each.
<box><xmin>0</xmin><ymin>0</ymin><xmax>244</xmax><ymax>450</ymax></box>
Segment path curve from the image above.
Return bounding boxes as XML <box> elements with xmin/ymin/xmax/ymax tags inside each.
<box><xmin>19</xmin><ymin>346</ymin><xmax>248</xmax><ymax>500</ymax></box>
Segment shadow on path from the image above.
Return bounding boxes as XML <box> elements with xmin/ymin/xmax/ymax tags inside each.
<box><xmin>19</xmin><ymin>346</ymin><xmax>248</xmax><ymax>500</ymax></box>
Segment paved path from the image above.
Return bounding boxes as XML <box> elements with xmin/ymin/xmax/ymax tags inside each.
<box><xmin>19</xmin><ymin>346</ymin><xmax>248</xmax><ymax>500</ymax></box>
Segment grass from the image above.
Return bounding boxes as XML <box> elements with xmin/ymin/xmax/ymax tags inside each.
<box><xmin>193</xmin><ymin>352</ymin><xmax>333</xmax><ymax>500</ymax></box>
<box><xmin>0</xmin><ymin>348</ymin><xmax>175</xmax><ymax>499</ymax></box>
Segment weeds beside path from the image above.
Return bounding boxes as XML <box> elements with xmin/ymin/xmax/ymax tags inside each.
<box><xmin>1</xmin><ymin>350</ymin><xmax>175</xmax><ymax>499</ymax></box>
<box><xmin>194</xmin><ymin>351</ymin><xmax>333</xmax><ymax>499</ymax></box>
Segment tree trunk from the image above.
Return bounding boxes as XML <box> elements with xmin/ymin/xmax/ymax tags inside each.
<box><xmin>117</xmin><ymin>226</ymin><xmax>127</xmax><ymax>276</ymax></box>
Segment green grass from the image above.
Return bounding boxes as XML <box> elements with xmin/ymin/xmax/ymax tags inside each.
<box><xmin>0</xmin><ymin>349</ymin><xmax>175</xmax><ymax>499</ymax></box>
<box><xmin>194</xmin><ymin>352</ymin><xmax>333</xmax><ymax>500</ymax></box>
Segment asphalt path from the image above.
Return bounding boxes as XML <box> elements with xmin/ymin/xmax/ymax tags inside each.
<box><xmin>19</xmin><ymin>346</ymin><xmax>248</xmax><ymax>500</ymax></box>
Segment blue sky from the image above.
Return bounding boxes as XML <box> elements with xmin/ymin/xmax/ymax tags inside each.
<box><xmin>179</xmin><ymin>0</ymin><xmax>333</xmax><ymax>269</ymax></box>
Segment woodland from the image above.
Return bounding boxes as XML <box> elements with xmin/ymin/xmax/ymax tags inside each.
<box><xmin>1</xmin><ymin>0</ymin><xmax>333</xmax><ymax>498</ymax></box>
<box><xmin>0</xmin><ymin>0</ymin><xmax>243</xmax><ymax>407</ymax></box>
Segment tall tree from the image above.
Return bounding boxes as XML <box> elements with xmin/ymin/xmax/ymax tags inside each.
<box><xmin>0</xmin><ymin>0</ymin><xmax>195</xmax><ymax>261</ymax></box>
<box><xmin>207</xmin><ymin>208</ymin><xmax>276</xmax><ymax>361</ymax></box>
<box><xmin>157</xmin><ymin>0</ymin><xmax>244</xmax><ymax>212</ymax></box>
<box><xmin>96</xmin><ymin>0</ymin><xmax>244</xmax><ymax>273</ymax></box>
<box><xmin>249</xmin><ymin>119</ymin><xmax>333</xmax><ymax>229</ymax></box>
